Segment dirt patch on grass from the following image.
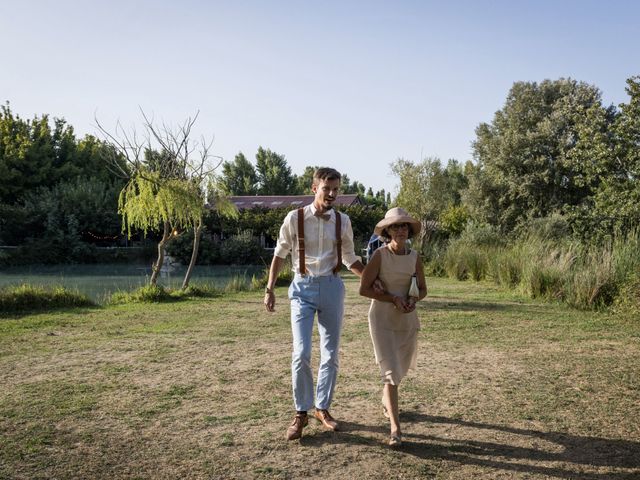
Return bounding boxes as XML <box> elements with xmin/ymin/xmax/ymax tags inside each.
<box><xmin>1</xmin><ymin>278</ymin><xmax>639</xmax><ymax>479</ymax></box>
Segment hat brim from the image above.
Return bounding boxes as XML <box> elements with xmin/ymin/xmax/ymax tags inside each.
<box><xmin>374</xmin><ymin>215</ymin><xmax>421</xmax><ymax>238</ymax></box>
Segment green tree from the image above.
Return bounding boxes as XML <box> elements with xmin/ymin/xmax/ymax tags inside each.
<box><xmin>218</xmin><ymin>152</ymin><xmax>258</xmax><ymax>195</ymax></box>
<box><xmin>0</xmin><ymin>105</ymin><xmax>57</xmax><ymax>204</ymax></box>
<box><xmin>340</xmin><ymin>174</ymin><xmax>365</xmax><ymax>195</ymax></box>
<box><xmin>439</xmin><ymin>204</ymin><xmax>471</xmax><ymax>236</ymax></box>
<box><xmin>255</xmin><ymin>147</ymin><xmax>297</xmax><ymax>195</ymax></box>
<box><xmin>391</xmin><ymin>157</ymin><xmax>466</xmax><ymax>248</ymax></box>
<box><xmin>470</xmin><ymin>78</ymin><xmax>607</xmax><ymax>232</ymax></box>
<box><xmin>294</xmin><ymin>166</ymin><xmax>318</xmax><ymax>194</ymax></box>
<box><xmin>573</xmin><ymin>76</ymin><xmax>640</xmax><ymax>236</ymax></box>
<box><xmin>98</xmin><ymin>111</ymin><xmax>230</xmax><ymax>287</ymax></box>
<box><xmin>608</xmin><ymin>76</ymin><xmax>640</xmax><ymax>223</ymax></box>
<box><xmin>340</xmin><ymin>204</ymin><xmax>386</xmax><ymax>248</ymax></box>
<box><xmin>119</xmin><ymin>171</ymin><xmax>204</xmax><ymax>285</ymax></box>
<box><xmin>294</xmin><ymin>167</ymin><xmax>367</xmax><ymax>196</ymax></box>
<box><xmin>0</xmin><ymin>104</ymin><xmax>127</xmax><ymax>258</ymax></box>
<box><xmin>17</xmin><ymin>177</ymin><xmax>122</xmax><ymax>263</ymax></box>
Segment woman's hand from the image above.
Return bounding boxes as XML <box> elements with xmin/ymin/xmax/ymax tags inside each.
<box><xmin>406</xmin><ymin>297</ymin><xmax>417</xmax><ymax>312</ymax></box>
<box><xmin>392</xmin><ymin>295</ymin><xmax>413</xmax><ymax>313</ymax></box>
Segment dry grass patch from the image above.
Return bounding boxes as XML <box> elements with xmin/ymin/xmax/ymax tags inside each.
<box><xmin>1</xmin><ymin>277</ymin><xmax>639</xmax><ymax>479</ymax></box>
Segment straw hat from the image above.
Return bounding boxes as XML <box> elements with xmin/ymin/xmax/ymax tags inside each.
<box><xmin>374</xmin><ymin>207</ymin><xmax>421</xmax><ymax>239</ymax></box>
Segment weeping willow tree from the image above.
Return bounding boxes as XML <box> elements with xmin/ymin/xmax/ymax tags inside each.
<box><xmin>98</xmin><ymin>109</ymin><xmax>235</xmax><ymax>289</ymax></box>
<box><xmin>182</xmin><ymin>184</ymin><xmax>238</xmax><ymax>289</ymax></box>
<box><xmin>119</xmin><ymin>171</ymin><xmax>204</xmax><ymax>285</ymax></box>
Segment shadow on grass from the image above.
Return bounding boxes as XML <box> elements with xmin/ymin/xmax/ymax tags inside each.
<box><xmin>426</xmin><ymin>297</ymin><xmax>551</xmax><ymax>315</ymax></box>
<box><xmin>298</xmin><ymin>420</ymin><xmax>386</xmax><ymax>448</ymax></box>
<box><xmin>397</xmin><ymin>413</ymin><xmax>640</xmax><ymax>480</ymax></box>
<box><xmin>297</xmin><ymin>414</ymin><xmax>639</xmax><ymax>479</ymax></box>
<box><xmin>0</xmin><ymin>306</ymin><xmax>100</xmax><ymax>320</ymax></box>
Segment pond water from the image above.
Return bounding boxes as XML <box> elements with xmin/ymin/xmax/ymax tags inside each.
<box><xmin>0</xmin><ymin>264</ymin><xmax>264</xmax><ymax>303</ymax></box>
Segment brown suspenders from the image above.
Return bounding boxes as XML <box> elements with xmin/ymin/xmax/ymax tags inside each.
<box><xmin>333</xmin><ymin>212</ymin><xmax>342</xmax><ymax>274</ymax></box>
<box><xmin>296</xmin><ymin>208</ymin><xmax>342</xmax><ymax>275</ymax></box>
<box><xmin>297</xmin><ymin>208</ymin><xmax>306</xmax><ymax>275</ymax></box>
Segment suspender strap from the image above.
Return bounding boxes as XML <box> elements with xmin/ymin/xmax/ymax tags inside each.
<box><xmin>297</xmin><ymin>208</ymin><xmax>306</xmax><ymax>275</ymax></box>
<box><xmin>333</xmin><ymin>211</ymin><xmax>342</xmax><ymax>274</ymax></box>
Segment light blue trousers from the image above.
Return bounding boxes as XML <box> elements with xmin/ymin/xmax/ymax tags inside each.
<box><xmin>288</xmin><ymin>273</ymin><xmax>345</xmax><ymax>412</ymax></box>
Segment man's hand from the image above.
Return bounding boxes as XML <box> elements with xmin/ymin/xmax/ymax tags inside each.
<box><xmin>373</xmin><ymin>278</ymin><xmax>386</xmax><ymax>295</ymax></box>
<box><xmin>264</xmin><ymin>291</ymin><xmax>276</xmax><ymax>312</ymax></box>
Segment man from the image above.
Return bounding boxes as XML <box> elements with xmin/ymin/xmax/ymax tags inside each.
<box><xmin>264</xmin><ymin>167</ymin><xmax>367</xmax><ymax>441</ymax></box>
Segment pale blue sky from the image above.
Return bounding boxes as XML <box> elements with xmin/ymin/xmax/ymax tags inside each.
<box><xmin>1</xmin><ymin>0</ymin><xmax>638</xmax><ymax>193</ymax></box>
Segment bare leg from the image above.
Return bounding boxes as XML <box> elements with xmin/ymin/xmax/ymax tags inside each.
<box><xmin>382</xmin><ymin>384</ymin><xmax>401</xmax><ymax>438</ymax></box>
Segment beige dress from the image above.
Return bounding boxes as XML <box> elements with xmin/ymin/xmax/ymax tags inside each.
<box><xmin>368</xmin><ymin>246</ymin><xmax>420</xmax><ymax>385</ymax></box>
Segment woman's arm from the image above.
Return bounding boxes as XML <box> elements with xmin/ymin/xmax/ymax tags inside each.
<box><xmin>359</xmin><ymin>250</ymin><xmax>408</xmax><ymax>309</ymax></box>
<box><xmin>415</xmin><ymin>254</ymin><xmax>428</xmax><ymax>301</ymax></box>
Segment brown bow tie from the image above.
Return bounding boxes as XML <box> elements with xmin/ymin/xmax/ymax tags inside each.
<box><xmin>314</xmin><ymin>210</ymin><xmax>331</xmax><ymax>221</ymax></box>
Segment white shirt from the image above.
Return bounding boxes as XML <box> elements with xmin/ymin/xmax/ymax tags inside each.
<box><xmin>274</xmin><ymin>204</ymin><xmax>361</xmax><ymax>276</ymax></box>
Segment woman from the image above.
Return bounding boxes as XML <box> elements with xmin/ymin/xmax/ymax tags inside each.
<box><xmin>359</xmin><ymin>207</ymin><xmax>427</xmax><ymax>447</ymax></box>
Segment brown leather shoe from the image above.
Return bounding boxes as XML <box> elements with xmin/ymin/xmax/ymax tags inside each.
<box><xmin>314</xmin><ymin>409</ymin><xmax>339</xmax><ymax>431</ymax></box>
<box><xmin>286</xmin><ymin>413</ymin><xmax>308</xmax><ymax>440</ymax></box>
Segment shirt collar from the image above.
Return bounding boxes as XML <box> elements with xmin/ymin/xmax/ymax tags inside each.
<box><xmin>309</xmin><ymin>203</ymin><xmax>333</xmax><ymax>218</ymax></box>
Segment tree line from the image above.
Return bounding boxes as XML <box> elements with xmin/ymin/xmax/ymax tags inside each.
<box><xmin>216</xmin><ymin>147</ymin><xmax>391</xmax><ymax>203</ymax></box>
<box><xmin>2</xmin><ymin>75</ymin><xmax>638</xmax><ymax>268</ymax></box>
<box><xmin>0</xmin><ymin>104</ymin><xmax>385</xmax><ymax>268</ymax></box>
<box><xmin>393</xmin><ymin>76</ymin><xmax>640</xmax><ymax>248</ymax></box>
<box><xmin>0</xmin><ymin>104</ymin><xmax>125</xmax><ymax>263</ymax></box>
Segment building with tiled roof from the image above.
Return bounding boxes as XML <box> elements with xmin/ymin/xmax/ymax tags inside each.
<box><xmin>228</xmin><ymin>194</ymin><xmax>362</xmax><ymax>210</ymax></box>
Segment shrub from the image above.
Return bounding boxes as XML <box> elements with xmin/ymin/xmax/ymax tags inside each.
<box><xmin>517</xmin><ymin>214</ymin><xmax>572</xmax><ymax>242</ymax></box>
<box><xmin>423</xmin><ymin>251</ymin><xmax>446</xmax><ymax>278</ymax></box>
<box><xmin>439</xmin><ymin>204</ymin><xmax>470</xmax><ymax>236</ymax></box>
<box><xmin>179</xmin><ymin>283</ymin><xmax>221</xmax><ymax>298</ymax></box>
<box><xmin>219</xmin><ymin>231</ymin><xmax>267</xmax><ymax>265</ymax></box>
<box><xmin>93</xmin><ymin>245</ymin><xmax>154</xmax><ymax>264</ymax></box>
<box><xmin>166</xmin><ymin>228</ymin><xmax>221</xmax><ymax>265</ymax></box>
<box><xmin>459</xmin><ymin>222</ymin><xmax>505</xmax><ymax>248</ymax></box>
<box><xmin>109</xmin><ymin>281</ymin><xmax>236</xmax><ymax>304</ymax></box>
<box><xmin>0</xmin><ymin>284</ymin><xmax>94</xmax><ymax>313</ymax></box>
<box><xmin>110</xmin><ymin>284</ymin><xmax>173</xmax><ymax>304</ymax></box>
<box><xmin>422</xmin><ymin>239</ymin><xmax>447</xmax><ymax>277</ymax></box>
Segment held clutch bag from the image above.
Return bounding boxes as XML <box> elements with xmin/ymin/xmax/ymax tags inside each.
<box><xmin>408</xmin><ymin>274</ymin><xmax>419</xmax><ymax>298</ymax></box>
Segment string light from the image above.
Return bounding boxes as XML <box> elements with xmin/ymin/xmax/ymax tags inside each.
<box><xmin>82</xmin><ymin>231</ymin><xmax>120</xmax><ymax>240</ymax></box>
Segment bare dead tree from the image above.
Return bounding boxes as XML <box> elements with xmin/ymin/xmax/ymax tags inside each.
<box><xmin>95</xmin><ymin>109</ymin><xmax>226</xmax><ymax>288</ymax></box>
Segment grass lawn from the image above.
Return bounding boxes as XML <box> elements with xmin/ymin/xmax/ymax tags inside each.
<box><xmin>1</xmin><ymin>275</ymin><xmax>638</xmax><ymax>479</ymax></box>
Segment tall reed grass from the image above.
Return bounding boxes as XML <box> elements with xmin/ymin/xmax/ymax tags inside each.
<box><xmin>434</xmin><ymin>227</ymin><xmax>640</xmax><ymax>312</ymax></box>
<box><xmin>251</xmin><ymin>260</ymin><xmax>294</xmax><ymax>290</ymax></box>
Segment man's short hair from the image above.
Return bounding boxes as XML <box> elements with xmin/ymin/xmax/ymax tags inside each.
<box><xmin>313</xmin><ymin>167</ymin><xmax>341</xmax><ymax>185</ymax></box>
